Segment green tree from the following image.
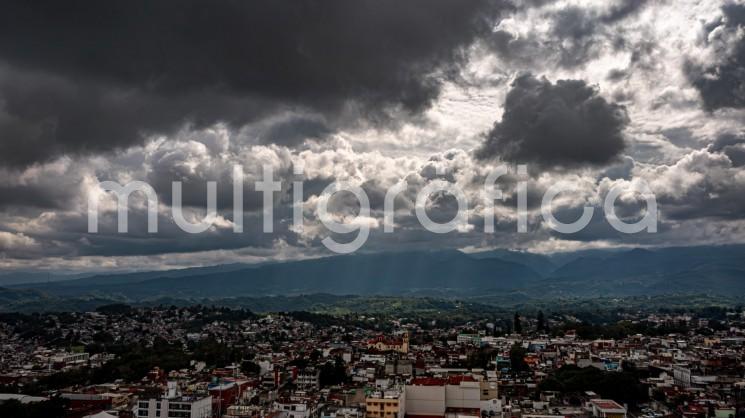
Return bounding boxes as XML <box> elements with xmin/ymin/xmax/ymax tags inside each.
<box><xmin>319</xmin><ymin>356</ymin><xmax>347</xmax><ymax>387</ymax></box>
<box><xmin>509</xmin><ymin>343</ymin><xmax>529</xmax><ymax>372</ymax></box>
<box><xmin>537</xmin><ymin>311</ymin><xmax>546</xmax><ymax>332</ymax></box>
<box><xmin>241</xmin><ymin>360</ymin><xmax>261</xmax><ymax>376</ymax></box>
<box><xmin>0</xmin><ymin>398</ymin><xmax>68</xmax><ymax>418</ymax></box>
<box><xmin>514</xmin><ymin>312</ymin><xmax>522</xmax><ymax>334</ymax></box>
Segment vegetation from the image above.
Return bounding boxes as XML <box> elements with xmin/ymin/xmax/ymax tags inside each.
<box><xmin>509</xmin><ymin>343</ymin><xmax>530</xmax><ymax>373</ymax></box>
<box><xmin>0</xmin><ymin>398</ymin><xmax>68</xmax><ymax>418</ymax></box>
<box><xmin>539</xmin><ymin>365</ymin><xmax>648</xmax><ymax>406</ymax></box>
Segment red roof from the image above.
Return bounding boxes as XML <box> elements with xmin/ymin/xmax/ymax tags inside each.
<box><xmin>410</xmin><ymin>375</ymin><xmax>476</xmax><ymax>386</ymax></box>
<box><xmin>410</xmin><ymin>377</ymin><xmax>446</xmax><ymax>386</ymax></box>
<box><xmin>447</xmin><ymin>375</ymin><xmax>476</xmax><ymax>385</ymax></box>
<box><xmin>592</xmin><ymin>400</ymin><xmax>625</xmax><ymax>411</ymax></box>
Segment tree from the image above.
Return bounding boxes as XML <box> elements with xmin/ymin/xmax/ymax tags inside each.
<box><xmin>0</xmin><ymin>398</ymin><xmax>68</xmax><ymax>418</ymax></box>
<box><xmin>509</xmin><ymin>343</ymin><xmax>529</xmax><ymax>372</ymax></box>
<box><xmin>241</xmin><ymin>360</ymin><xmax>261</xmax><ymax>376</ymax></box>
<box><xmin>513</xmin><ymin>312</ymin><xmax>522</xmax><ymax>334</ymax></box>
<box><xmin>319</xmin><ymin>356</ymin><xmax>347</xmax><ymax>387</ymax></box>
<box><xmin>537</xmin><ymin>365</ymin><xmax>648</xmax><ymax>407</ymax></box>
<box><xmin>537</xmin><ymin>311</ymin><xmax>546</xmax><ymax>332</ymax></box>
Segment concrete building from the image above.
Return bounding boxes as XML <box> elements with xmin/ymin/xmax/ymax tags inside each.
<box><xmin>296</xmin><ymin>368</ymin><xmax>321</xmax><ymax>391</ymax></box>
<box><xmin>587</xmin><ymin>399</ymin><xmax>627</xmax><ymax>418</ymax></box>
<box><xmin>673</xmin><ymin>365</ymin><xmax>692</xmax><ymax>388</ymax></box>
<box><xmin>457</xmin><ymin>334</ymin><xmax>482</xmax><ymax>346</ymax></box>
<box><xmin>274</xmin><ymin>395</ymin><xmax>320</xmax><ymax>418</ymax></box>
<box><xmin>385</xmin><ymin>359</ymin><xmax>413</xmax><ymax>376</ymax></box>
<box><xmin>366</xmin><ymin>388</ymin><xmax>405</xmax><ymax>418</ymax></box>
<box><xmin>404</xmin><ymin>376</ymin><xmax>481</xmax><ymax>418</ymax></box>
<box><xmin>136</xmin><ymin>382</ymin><xmax>212</xmax><ymax>418</ymax></box>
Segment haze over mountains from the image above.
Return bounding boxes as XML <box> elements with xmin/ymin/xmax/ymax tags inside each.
<box><xmin>3</xmin><ymin>245</ymin><xmax>745</xmax><ymax>306</ymax></box>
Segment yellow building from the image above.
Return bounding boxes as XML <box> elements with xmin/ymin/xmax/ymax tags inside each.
<box><xmin>366</xmin><ymin>389</ymin><xmax>405</xmax><ymax>418</ymax></box>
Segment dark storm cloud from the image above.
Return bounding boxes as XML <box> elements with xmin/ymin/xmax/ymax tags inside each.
<box><xmin>475</xmin><ymin>73</ymin><xmax>628</xmax><ymax>168</ymax></box>
<box><xmin>0</xmin><ymin>0</ymin><xmax>508</xmax><ymax>167</ymax></box>
<box><xmin>259</xmin><ymin>117</ymin><xmax>331</xmax><ymax>147</ymax></box>
<box><xmin>686</xmin><ymin>3</ymin><xmax>745</xmax><ymax>111</ymax></box>
<box><xmin>0</xmin><ymin>183</ymin><xmax>70</xmax><ymax>210</ymax></box>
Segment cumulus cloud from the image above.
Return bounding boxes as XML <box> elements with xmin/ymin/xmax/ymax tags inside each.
<box><xmin>708</xmin><ymin>132</ymin><xmax>745</xmax><ymax>167</ymax></box>
<box><xmin>1</xmin><ymin>0</ymin><xmax>745</xmax><ymax>270</ymax></box>
<box><xmin>476</xmin><ymin>73</ymin><xmax>628</xmax><ymax>168</ymax></box>
<box><xmin>485</xmin><ymin>0</ymin><xmax>651</xmax><ymax>69</ymax></box>
<box><xmin>686</xmin><ymin>3</ymin><xmax>745</xmax><ymax>111</ymax></box>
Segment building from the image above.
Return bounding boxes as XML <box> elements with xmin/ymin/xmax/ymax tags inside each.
<box><xmin>51</xmin><ymin>352</ymin><xmax>90</xmax><ymax>367</ymax></box>
<box><xmin>457</xmin><ymin>334</ymin><xmax>482</xmax><ymax>346</ymax></box>
<box><xmin>479</xmin><ymin>380</ymin><xmax>500</xmax><ymax>414</ymax></box>
<box><xmin>136</xmin><ymin>382</ymin><xmax>212</xmax><ymax>418</ymax></box>
<box><xmin>224</xmin><ymin>405</ymin><xmax>280</xmax><ymax>418</ymax></box>
<box><xmin>385</xmin><ymin>359</ymin><xmax>413</xmax><ymax>376</ymax></box>
<box><xmin>274</xmin><ymin>395</ymin><xmax>320</xmax><ymax>418</ymax></box>
<box><xmin>673</xmin><ymin>365</ymin><xmax>692</xmax><ymax>388</ymax></box>
<box><xmin>366</xmin><ymin>388</ymin><xmax>406</xmax><ymax>418</ymax></box>
<box><xmin>404</xmin><ymin>376</ymin><xmax>481</xmax><ymax>418</ymax></box>
<box><xmin>587</xmin><ymin>399</ymin><xmax>627</xmax><ymax>418</ymax></box>
<box><xmin>296</xmin><ymin>368</ymin><xmax>321</xmax><ymax>391</ymax></box>
<box><xmin>367</xmin><ymin>333</ymin><xmax>409</xmax><ymax>354</ymax></box>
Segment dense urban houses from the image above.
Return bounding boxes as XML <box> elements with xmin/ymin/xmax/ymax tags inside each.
<box><xmin>0</xmin><ymin>305</ymin><xmax>745</xmax><ymax>418</ymax></box>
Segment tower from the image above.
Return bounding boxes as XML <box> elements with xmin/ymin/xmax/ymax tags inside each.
<box><xmin>401</xmin><ymin>332</ymin><xmax>409</xmax><ymax>354</ymax></box>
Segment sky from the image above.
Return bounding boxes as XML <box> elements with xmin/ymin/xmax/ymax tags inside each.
<box><xmin>0</xmin><ymin>0</ymin><xmax>745</xmax><ymax>272</ymax></box>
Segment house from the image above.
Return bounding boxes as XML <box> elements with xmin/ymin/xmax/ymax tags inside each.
<box><xmin>587</xmin><ymin>399</ymin><xmax>627</xmax><ymax>418</ymax></box>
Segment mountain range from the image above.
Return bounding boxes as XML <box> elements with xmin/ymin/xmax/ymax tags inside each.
<box><xmin>2</xmin><ymin>244</ymin><xmax>744</xmax><ymax>305</ymax></box>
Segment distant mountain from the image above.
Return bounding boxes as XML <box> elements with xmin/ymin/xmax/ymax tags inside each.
<box><xmin>552</xmin><ymin>245</ymin><xmax>745</xmax><ymax>281</ymax></box>
<box><xmin>532</xmin><ymin>245</ymin><xmax>745</xmax><ymax>297</ymax></box>
<box><xmin>7</xmin><ymin>245</ymin><xmax>745</xmax><ymax>302</ymax></box>
<box><xmin>468</xmin><ymin>249</ymin><xmax>557</xmax><ymax>275</ymax></box>
<box><xmin>15</xmin><ymin>250</ymin><xmax>542</xmax><ymax>300</ymax></box>
<box><xmin>0</xmin><ymin>271</ymin><xmax>93</xmax><ymax>286</ymax></box>
<box><xmin>13</xmin><ymin>263</ymin><xmax>252</xmax><ymax>289</ymax></box>
<box><xmin>0</xmin><ymin>287</ymin><xmax>47</xmax><ymax>304</ymax></box>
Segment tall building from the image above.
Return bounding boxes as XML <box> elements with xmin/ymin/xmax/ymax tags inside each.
<box><xmin>296</xmin><ymin>368</ymin><xmax>321</xmax><ymax>391</ymax></box>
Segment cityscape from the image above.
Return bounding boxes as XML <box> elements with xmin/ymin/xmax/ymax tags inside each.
<box><xmin>2</xmin><ymin>0</ymin><xmax>745</xmax><ymax>417</ymax></box>
<box><xmin>0</xmin><ymin>302</ymin><xmax>744</xmax><ymax>418</ymax></box>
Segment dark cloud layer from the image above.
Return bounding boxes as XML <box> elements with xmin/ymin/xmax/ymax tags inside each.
<box><xmin>260</xmin><ymin>117</ymin><xmax>331</xmax><ymax>147</ymax></box>
<box><xmin>686</xmin><ymin>3</ymin><xmax>745</xmax><ymax>111</ymax></box>
<box><xmin>0</xmin><ymin>0</ymin><xmax>507</xmax><ymax>167</ymax></box>
<box><xmin>476</xmin><ymin>73</ymin><xmax>628</xmax><ymax>168</ymax></box>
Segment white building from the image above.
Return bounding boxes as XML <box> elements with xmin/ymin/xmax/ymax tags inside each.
<box><xmin>274</xmin><ymin>396</ymin><xmax>320</xmax><ymax>418</ymax></box>
<box><xmin>296</xmin><ymin>368</ymin><xmax>321</xmax><ymax>391</ymax></box>
<box><xmin>136</xmin><ymin>382</ymin><xmax>212</xmax><ymax>418</ymax></box>
<box><xmin>405</xmin><ymin>377</ymin><xmax>481</xmax><ymax>418</ymax></box>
